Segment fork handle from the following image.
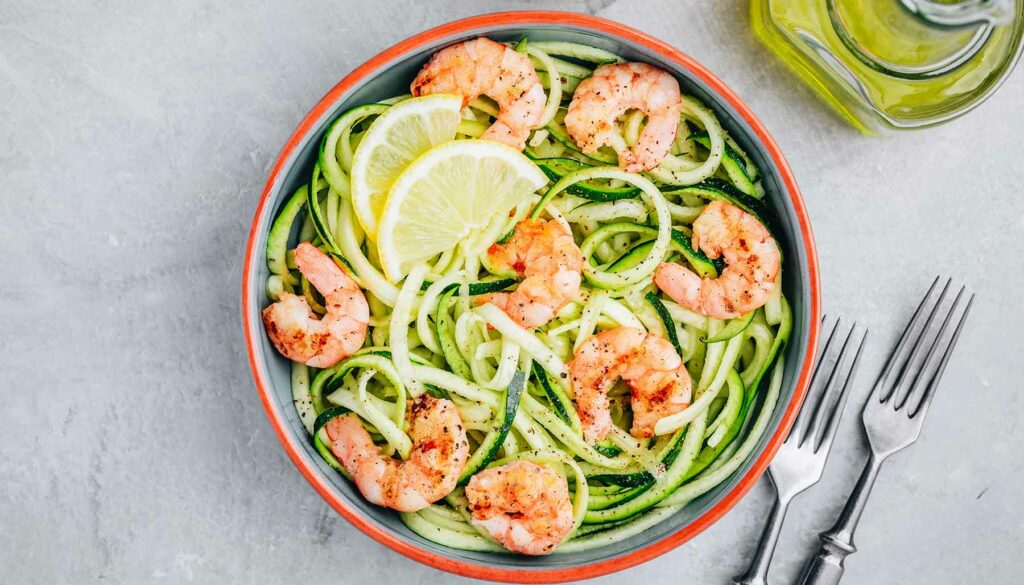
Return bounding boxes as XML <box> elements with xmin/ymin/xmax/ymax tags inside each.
<box><xmin>798</xmin><ymin>454</ymin><xmax>886</xmax><ymax>585</ymax></box>
<box><xmin>733</xmin><ymin>484</ymin><xmax>792</xmax><ymax>585</ymax></box>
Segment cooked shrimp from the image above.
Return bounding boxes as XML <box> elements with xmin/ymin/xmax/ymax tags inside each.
<box><xmin>325</xmin><ymin>395</ymin><xmax>469</xmax><ymax>513</ymax></box>
<box><xmin>262</xmin><ymin>242</ymin><xmax>369</xmax><ymax>368</ymax></box>
<box><xmin>564</xmin><ymin>62</ymin><xmax>682</xmax><ymax>173</ymax></box>
<box><xmin>411</xmin><ymin>37</ymin><xmax>544</xmax><ymax>151</ymax></box>
<box><xmin>465</xmin><ymin>461</ymin><xmax>574</xmax><ymax>555</ymax></box>
<box><xmin>569</xmin><ymin>327</ymin><xmax>692</xmax><ymax>443</ymax></box>
<box><xmin>479</xmin><ymin>218</ymin><xmax>584</xmax><ymax>329</ymax></box>
<box><xmin>654</xmin><ymin>201</ymin><xmax>780</xmax><ymax>320</ymax></box>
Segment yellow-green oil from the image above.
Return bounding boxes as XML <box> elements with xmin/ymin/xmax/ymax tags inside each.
<box><xmin>751</xmin><ymin>0</ymin><xmax>1024</xmax><ymax>133</ymax></box>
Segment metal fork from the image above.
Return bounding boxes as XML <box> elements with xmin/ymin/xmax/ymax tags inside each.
<box><xmin>734</xmin><ymin>317</ymin><xmax>868</xmax><ymax>585</ymax></box>
<box><xmin>798</xmin><ymin>277</ymin><xmax>975</xmax><ymax>585</ymax></box>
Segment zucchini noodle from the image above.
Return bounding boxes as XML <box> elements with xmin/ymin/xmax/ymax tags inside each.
<box><xmin>525</xmin><ymin>47</ymin><xmax>562</xmax><ymax>127</ymax></box>
<box><xmin>263</xmin><ymin>38</ymin><xmax>793</xmax><ymax>555</ymax></box>
<box><xmin>390</xmin><ymin>264</ymin><xmax>427</xmax><ymax>397</ymax></box>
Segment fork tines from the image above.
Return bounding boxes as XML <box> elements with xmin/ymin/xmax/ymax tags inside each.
<box><xmin>789</xmin><ymin>316</ymin><xmax>868</xmax><ymax>453</ymax></box>
<box><xmin>873</xmin><ymin>276</ymin><xmax>975</xmax><ymax>418</ymax></box>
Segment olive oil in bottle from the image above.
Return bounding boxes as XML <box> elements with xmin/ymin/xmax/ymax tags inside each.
<box><xmin>751</xmin><ymin>0</ymin><xmax>1023</xmax><ymax>133</ymax></box>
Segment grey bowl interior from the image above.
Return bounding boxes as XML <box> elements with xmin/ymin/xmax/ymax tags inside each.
<box><xmin>244</xmin><ymin>22</ymin><xmax>814</xmax><ymax>575</ymax></box>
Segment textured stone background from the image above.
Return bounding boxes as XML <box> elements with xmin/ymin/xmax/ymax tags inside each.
<box><xmin>2</xmin><ymin>1</ymin><xmax>1022</xmax><ymax>583</ymax></box>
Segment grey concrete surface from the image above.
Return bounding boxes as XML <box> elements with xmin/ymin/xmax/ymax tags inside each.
<box><xmin>1</xmin><ymin>1</ymin><xmax>1021</xmax><ymax>583</ymax></box>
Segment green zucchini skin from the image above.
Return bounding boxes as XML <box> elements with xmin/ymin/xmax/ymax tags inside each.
<box><xmin>592</xmin><ymin>443</ymin><xmax>622</xmax><ymax>458</ymax></box>
<box><xmin>605</xmin><ymin>239</ymin><xmax>655</xmax><ymax>274</ymax></box>
<box><xmin>419</xmin><ymin>278</ymin><xmax>517</xmax><ymax>295</ymax></box>
<box><xmin>531</xmin><ymin>361</ymin><xmax>582</xmax><ymax>435</ymax></box>
<box><xmin>666</xmin><ymin>179</ymin><xmax>777</xmax><ymax>236</ymax></box>
<box><xmin>690</xmin><ymin>132</ymin><xmax>756</xmax><ymax>195</ymax></box>
<box><xmin>587</xmin><ymin>222</ymin><xmax>719</xmax><ymax>279</ymax></box>
<box><xmin>317</xmin><ymin>103</ymin><xmax>390</xmax><ymax>193</ymax></box>
<box><xmin>581</xmin><ymin>372</ymin><xmax>767</xmax><ymax>523</ymax></box>
<box><xmin>667</xmin><ymin>229</ymin><xmax>725</xmax><ymax>278</ymax></box>
<box><xmin>310</xmin><ymin>351</ymin><xmax>407</xmax><ymax>415</ymax></box>
<box><xmin>429</xmin><ymin>280</ymin><xmax>517</xmax><ymax>381</ymax></box>
<box><xmin>645</xmin><ymin>292</ymin><xmax>684</xmax><ymax>358</ymax></box>
<box><xmin>534</xmin><ymin>157</ymin><xmax>640</xmax><ymax>201</ymax></box>
<box><xmin>313</xmin><ymin>405</ymin><xmax>352</xmax><ymax>437</ymax></box>
<box><xmin>526</xmin><ymin>41</ymin><xmax>622</xmax><ymax>64</ymax></box>
<box><xmin>586</xmin><ymin>482</ymin><xmax>650</xmax><ymax>510</ymax></box>
<box><xmin>435</xmin><ymin>288</ymin><xmax>473</xmax><ymax>380</ymax></box>
<box><xmin>702</xmin><ymin>310</ymin><xmax>755</xmax><ymax>343</ymax></box>
<box><xmin>748</xmin><ymin>298</ymin><xmax>792</xmax><ymax>395</ymax></box>
<box><xmin>266</xmin><ymin>185</ymin><xmax>309</xmax><ymax>277</ymax></box>
<box><xmin>582</xmin><ymin>407</ymin><xmax>706</xmax><ymax>524</ymax></box>
<box><xmin>544</xmin><ymin>123</ymin><xmax>618</xmax><ymax>165</ymax></box>
<box><xmin>306</xmin><ymin>164</ymin><xmax>343</xmax><ymax>256</ymax></box>
<box><xmin>585</xmin><ymin>428</ymin><xmax>687</xmax><ymax>489</ymax></box>
<box><xmin>457</xmin><ymin>370</ymin><xmax>526</xmax><ymax>485</ymax></box>
<box><xmin>680</xmin><ymin>369</ymin><xmax>747</xmax><ymax>481</ymax></box>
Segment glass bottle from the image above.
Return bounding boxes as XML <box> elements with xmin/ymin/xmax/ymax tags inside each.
<box><xmin>751</xmin><ymin>0</ymin><xmax>1024</xmax><ymax>133</ymax></box>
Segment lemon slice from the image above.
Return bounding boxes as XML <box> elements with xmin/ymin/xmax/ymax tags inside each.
<box><xmin>377</xmin><ymin>140</ymin><xmax>548</xmax><ymax>282</ymax></box>
<box><xmin>350</xmin><ymin>94</ymin><xmax>463</xmax><ymax>239</ymax></box>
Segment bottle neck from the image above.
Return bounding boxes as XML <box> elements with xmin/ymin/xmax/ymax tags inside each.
<box><xmin>827</xmin><ymin>0</ymin><xmax>1007</xmax><ymax>79</ymax></box>
<box><xmin>899</xmin><ymin>0</ymin><xmax>1014</xmax><ymax>27</ymax></box>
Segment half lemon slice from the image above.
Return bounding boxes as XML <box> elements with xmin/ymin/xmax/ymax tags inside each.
<box><xmin>377</xmin><ymin>139</ymin><xmax>548</xmax><ymax>282</ymax></box>
<box><xmin>349</xmin><ymin>94</ymin><xmax>463</xmax><ymax>239</ymax></box>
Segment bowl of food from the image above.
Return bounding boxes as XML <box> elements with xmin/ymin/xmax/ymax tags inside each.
<box><xmin>242</xmin><ymin>11</ymin><xmax>820</xmax><ymax>582</ymax></box>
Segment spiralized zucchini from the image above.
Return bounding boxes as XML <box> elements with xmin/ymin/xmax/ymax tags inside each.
<box><xmin>264</xmin><ymin>38</ymin><xmax>791</xmax><ymax>554</ymax></box>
